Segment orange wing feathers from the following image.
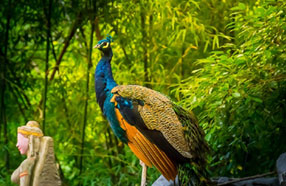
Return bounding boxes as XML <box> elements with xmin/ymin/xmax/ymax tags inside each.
<box><xmin>114</xmin><ymin>108</ymin><xmax>177</xmax><ymax>180</ymax></box>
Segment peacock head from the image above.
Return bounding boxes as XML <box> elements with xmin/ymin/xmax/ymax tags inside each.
<box><xmin>94</xmin><ymin>35</ymin><xmax>113</xmax><ymax>56</ymax></box>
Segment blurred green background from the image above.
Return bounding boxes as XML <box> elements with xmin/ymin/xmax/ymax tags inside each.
<box><xmin>0</xmin><ymin>0</ymin><xmax>286</xmax><ymax>185</ymax></box>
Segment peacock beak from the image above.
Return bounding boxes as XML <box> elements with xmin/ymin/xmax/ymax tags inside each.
<box><xmin>94</xmin><ymin>43</ymin><xmax>101</xmax><ymax>49</ymax></box>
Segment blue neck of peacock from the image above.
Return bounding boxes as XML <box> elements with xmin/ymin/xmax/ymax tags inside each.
<box><xmin>95</xmin><ymin>49</ymin><xmax>117</xmax><ymax>111</ymax></box>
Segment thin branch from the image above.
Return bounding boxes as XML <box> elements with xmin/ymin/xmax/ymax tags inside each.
<box><xmin>104</xmin><ymin>131</ymin><xmax>112</xmax><ymax>168</ymax></box>
<box><xmin>49</xmin><ymin>11</ymin><xmax>86</xmax><ymax>81</ymax></box>
<box><xmin>6</xmin><ymin>65</ymin><xmax>31</xmax><ymax>109</ymax></box>
<box><xmin>61</xmin><ymin>91</ymin><xmax>72</xmax><ymax>127</ymax></box>
<box><xmin>121</xmin><ymin>44</ymin><xmax>131</xmax><ymax>64</ymax></box>
<box><xmin>107</xmin><ymin>127</ymin><xmax>115</xmax><ymax>156</ymax></box>
<box><xmin>107</xmin><ymin>127</ymin><xmax>114</xmax><ymax>164</ymax></box>
<box><xmin>181</xmin><ymin>44</ymin><xmax>185</xmax><ymax>78</ymax></box>
<box><xmin>79</xmin><ymin>26</ymin><xmax>89</xmax><ymax>55</ymax></box>
<box><xmin>0</xmin><ymin>53</ymin><xmax>33</xmax><ymax>109</ymax></box>
<box><xmin>8</xmin><ymin>84</ymin><xmax>27</xmax><ymax>121</ymax></box>
<box><xmin>50</xmin><ymin>36</ymin><xmax>58</xmax><ymax>62</ymax></box>
<box><xmin>94</xmin><ymin>17</ymin><xmax>103</xmax><ymax>40</ymax></box>
<box><xmin>109</xmin><ymin>22</ymin><xmax>132</xmax><ymax>66</ymax></box>
<box><xmin>217</xmin><ymin>171</ymin><xmax>276</xmax><ymax>186</ymax></box>
<box><xmin>55</xmin><ymin>155</ymin><xmax>67</xmax><ymax>185</ymax></box>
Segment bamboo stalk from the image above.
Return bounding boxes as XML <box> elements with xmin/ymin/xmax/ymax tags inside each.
<box><xmin>107</xmin><ymin>127</ymin><xmax>115</xmax><ymax>166</ymax></box>
<box><xmin>37</xmin><ymin>10</ymin><xmax>86</xmax><ymax>119</ymax></box>
<box><xmin>149</xmin><ymin>14</ymin><xmax>153</xmax><ymax>84</ymax></box>
<box><xmin>140</xmin><ymin>6</ymin><xmax>150</xmax><ymax>88</ymax></box>
<box><xmin>50</xmin><ymin>36</ymin><xmax>58</xmax><ymax>62</ymax></box>
<box><xmin>79</xmin><ymin>13</ymin><xmax>95</xmax><ymax>175</ymax></box>
<box><xmin>42</xmin><ymin>0</ymin><xmax>52</xmax><ymax>134</ymax></box>
<box><xmin>104</xmin><ymin>130</ymin><xmax>112</xmax><ymax>168</ymax></box>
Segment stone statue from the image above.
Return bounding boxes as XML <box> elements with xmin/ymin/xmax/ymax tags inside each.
<box><xmin>11</xmin><ymin>121</ymin><xmax>61</xmax><ymax>186</ymax></box>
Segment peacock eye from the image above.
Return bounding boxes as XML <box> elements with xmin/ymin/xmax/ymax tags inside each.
<box><xmin>103</xmin><ymin>42</ymin><xmax>107</xmax><ymax>46</ymax></box>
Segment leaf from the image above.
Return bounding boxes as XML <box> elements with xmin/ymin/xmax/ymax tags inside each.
<box><xmin>237</xmin><ymin>165</ymin><xmax>243</xmax><ymax>171</ymax></box>
<box><xmin>232</xmin><ymin>92</ymin><xmax>241</xmax><ymax>98</ymax></box>
<box><xmin>249</xmin><ymin>96</ymin><xmax>263</xmax><ymax>103</ymax></box>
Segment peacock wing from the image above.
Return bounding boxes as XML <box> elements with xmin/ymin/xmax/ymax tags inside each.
<box><xmin>111</xmin><ymin>85</ymin><xmax>193</xmax><ymax>159</ymax></box>
<box><xmin>112</xmin><ymin>105</ymin><xmax>177</xmax><ymax>180</ymax></box>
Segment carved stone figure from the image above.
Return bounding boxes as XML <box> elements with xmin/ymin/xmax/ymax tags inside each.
<box><xmin>11</xmin><ymin>121</ymin><xmax>61</xmax><ymax>186</ymax></box>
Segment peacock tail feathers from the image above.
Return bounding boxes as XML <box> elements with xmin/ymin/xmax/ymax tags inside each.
<box><xmin>172</xmin><ymin>104</ymin><xmax>209</xmax><ymax>159</ymax></box>
<box><xmin>178</xmin><ymin>162</ymin><xmax>210</xmax><ymax>186</ymax></box>
<box><xmin>172</xmin><ymin>103</ymin><xmax>210</xmax><ymax>185</ymax></box>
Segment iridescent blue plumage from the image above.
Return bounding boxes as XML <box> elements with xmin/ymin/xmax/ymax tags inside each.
<box><xmin>94</xmin><ymin>37</ymin><xmax>127</xmax><ymax>143</ymax></box>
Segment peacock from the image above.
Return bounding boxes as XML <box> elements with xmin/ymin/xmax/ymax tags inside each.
<box><xmin>94</xmin><ymin>36</ymin><xmax>210</xmax><ymax>186</ymax></box>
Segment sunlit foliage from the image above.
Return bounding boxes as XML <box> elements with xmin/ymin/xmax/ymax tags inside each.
<box><xmin>0</xmin><ymin>0</ymin><xmax>285</xmax><ymax>185</ymax></box>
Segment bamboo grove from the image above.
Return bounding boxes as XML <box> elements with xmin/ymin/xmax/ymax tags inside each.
<box><xmin>0</xmin><ymin>0</ymin><xmax>286</xmax><ymax>185</ymax></box>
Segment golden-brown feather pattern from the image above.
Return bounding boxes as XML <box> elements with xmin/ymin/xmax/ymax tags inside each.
<box><xmin>111</xmin><ymin>85</ymin><xmax>193</xmax><ymax>158</ymax></box>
